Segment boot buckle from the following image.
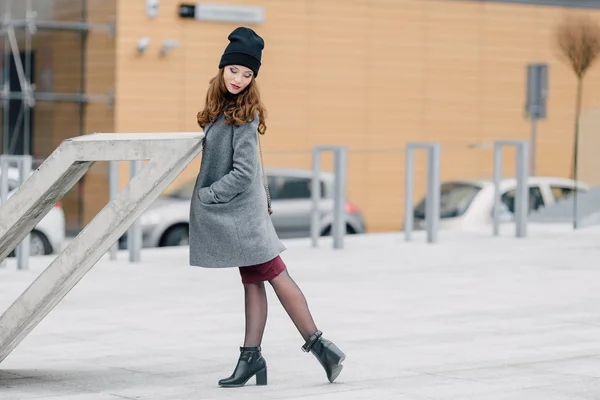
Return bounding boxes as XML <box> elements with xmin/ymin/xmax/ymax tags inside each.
<box><xmin>301</xmin><ymin>330</ymin><xmax>323</xmax><ymax>353</ymax></box>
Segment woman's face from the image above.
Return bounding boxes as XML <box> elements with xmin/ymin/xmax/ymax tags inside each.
<box><xmin>223</xmin><ymin>65</ymin><xmax>253</xmax><ymax>94</ymax></box>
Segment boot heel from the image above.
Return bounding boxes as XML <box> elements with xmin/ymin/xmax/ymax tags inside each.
<box><xmin>218</xmin><ymin>346</ymin><xmax>267</xmax><ymax>388</ymax></box>
<box><xmin>255</xmin><ymin>367</ymin><xmax>267</xmax><ymax>385</ymax></box>
<box><xmin>326</xmin><ymin>343</ymin><xmax>346</xmax><ymax>365</ymax></box>
<box><xmin>302</xmin><ymin>331</ymin><xmax>346</xmax><ymax>383</ymax></box>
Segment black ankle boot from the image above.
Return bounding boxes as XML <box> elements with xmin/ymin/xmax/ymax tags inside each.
<box><xmin>218</xmin><ymin>346</ymin><xmax>267</xmax><ymax>387</ymax></box>
<box><xmin>302</xmin><ymin>330</ymin><xmax>346</xmax><ymax>383</ymax></box>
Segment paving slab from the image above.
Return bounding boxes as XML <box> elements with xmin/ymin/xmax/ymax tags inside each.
<box><xmin>1</xmin><ymin>223</ymin><xmax>599</xmax><ymax>399</ymax></box>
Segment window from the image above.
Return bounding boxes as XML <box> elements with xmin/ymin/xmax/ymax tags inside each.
<box><xmin>414</xmin><ymin>182</ymin><xmax>481</xmax><ymax>219</ymax></box>
<box><xmin>501</xmin><ymin>186</ymin><xmax>545</xmax><ymax>214</ymax></box>
<box><xmin>550</xmin><ymin>186</ymin><xmax>579</xmax><ymax>203</ymax></box>
<box><xmin>268</xmin><ymin>176</ymin><xmax>324</xmax><ymax>200</ymax></box>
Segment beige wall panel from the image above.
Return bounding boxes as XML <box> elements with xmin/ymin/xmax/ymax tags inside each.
<box><xmin>577</xmin><ymin>108</ymin><xmax>600</xmax><ymax>187</ymax></box>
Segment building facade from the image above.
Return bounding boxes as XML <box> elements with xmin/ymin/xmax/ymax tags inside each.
<box><xmin>2</xmin><ymin>0</ymin><xmax>600</xmax><ymax>233</ymax></box>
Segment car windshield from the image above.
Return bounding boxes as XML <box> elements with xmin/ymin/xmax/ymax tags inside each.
<box><xmin>414</xmin><ymin>182</ymin><xmax>481</xmax><ymax>219</ymax></box>
<box><xmin>167</xmin><ymin>179</ymin><xmax>195</xmax><ymax>200</ymax></box>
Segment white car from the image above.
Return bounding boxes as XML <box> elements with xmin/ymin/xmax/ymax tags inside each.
<box><xmin>409</xmin><ymin>176</ymin><xmax>590</xmax><ymax>232</ymax></box>
<box><xmin>1</xmin><ymin>167</ymin><xmax>66</xmax><ymax>256</ymax></box>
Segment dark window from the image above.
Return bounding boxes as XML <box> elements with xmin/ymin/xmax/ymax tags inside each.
<box><xmin>414</xmin><ymin>182</ymin><xmax>481</xmax><ymax>219</ymax></box>
<box><xmin>501</xmin><ymin>186</ymin><xmax>545</xmax><ymax>214</ymax></box>
<box><xmin>550</xmin><ymin>186</ymin><xmax>582</xmax><ymax>203</ymax></box>
<box><xmin>268</xmin><ymin>176</ymin><xmax>324</xmax><ymax>200</ymax></box>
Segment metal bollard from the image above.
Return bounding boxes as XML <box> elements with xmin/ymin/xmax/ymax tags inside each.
<box><xmin>403</xmin><ymin>142</ymin><xmax>441</xmax><ymax>244</ymax></box>
<box><xmin>492</xmin><ymin>140</ymin><xmax>529</xmax><ymax>238</ymax></box>
<box><xmin>16</xmin><ymin>157</ymin><xmax>32</xmax><ymax>270</ymax></box>
<box><xmin>108</xmin><ymin>161</ymin><xmax>119</xmax><ymax>260</ymax></box>
<box><xmin>310</xmin><ymin>146</ymin><xmax>348</xmax><ymax>249</ymax></box>
<box><xmin>127</xmin><ymin>160</ymin><xmax>143</xmax><ymax>262</ymax></box>
<box><xmin>0</xmin><ymin>155</ymin><xmax>32</xmax><ymax>269</ymax></box>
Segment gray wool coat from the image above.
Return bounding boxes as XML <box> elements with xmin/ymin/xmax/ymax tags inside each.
<box><xmin>189</xmin><ymin>110</ymin><xmax>286</xmax><ymax>268</ymax></box>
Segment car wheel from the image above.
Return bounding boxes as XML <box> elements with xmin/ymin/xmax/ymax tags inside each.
<box><xmin>161</xmin><ymin>224</ymin><xmax>189</xmax><ymax>247</ymax></box>
<box><xmin>30</xmin><ymin>230</ymin><xmax>52</xmax><ymax>256</ymax></box>
<box><xmin>320</xmin><ymin>224</ymin><xmax>356</xmax><ymax>236</ymax></box>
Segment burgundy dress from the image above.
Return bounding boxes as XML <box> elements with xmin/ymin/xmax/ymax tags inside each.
<box><xmin>238</xmin><ymin>256</ymin><xmax>287</xmax><ymax>284</ymax></box>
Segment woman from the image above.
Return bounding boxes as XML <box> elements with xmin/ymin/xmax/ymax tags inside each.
<box><xmin>189</xmin><ymin>27</ymin><xmax>346</xmax><ymax>388</ymax></box>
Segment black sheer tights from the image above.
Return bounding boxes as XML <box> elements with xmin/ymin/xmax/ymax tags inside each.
<box><xmin>242</xmin><ymin>270</ymin><xmax>318</xmax><ymax>347</ymax></box>
<box><xmin>242</xmin><ymin>282</ymin><xmax>268</xmax><ymax>347</ymax></box>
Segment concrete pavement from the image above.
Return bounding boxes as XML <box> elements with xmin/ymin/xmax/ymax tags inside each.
<box><xmin>1</xmin><ymin>224</ymin><xmax>600</xmax><ymax>399</ymax></box>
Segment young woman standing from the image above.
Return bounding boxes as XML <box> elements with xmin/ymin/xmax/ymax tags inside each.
<box><xmin>189</xmin><ymin>27</ymin><xmax>346</xmax><ymax>388</ymax></box>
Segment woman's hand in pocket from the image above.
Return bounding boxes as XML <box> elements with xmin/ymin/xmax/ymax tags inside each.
<box><xmin>198</xmin><ymin>187</ymin><xmax>217</xmax><ymax>205</ymax></box>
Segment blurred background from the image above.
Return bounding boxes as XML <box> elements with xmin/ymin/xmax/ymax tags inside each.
<box><xmin>1</xmin><ymin>0</ymin><xmax>600</xmax><ymax>256</ymax></box>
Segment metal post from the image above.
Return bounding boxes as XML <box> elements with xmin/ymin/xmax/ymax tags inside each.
<box><xmin>492</xmin><ymin>145</ymin><xmax>502</xmax><ymax>237</ymax></box>
<box><xmin>404</xmin><ymin>147</ymin><xmax>414</xmax><ymax>241</ymax></box>
<box><xmin>526</xmin><ymin>63</ymin><xmax>548</xmax><ymax>177</ymax></box>
<box><xmin>127</xmin><ymin>160</ymin><xmax>143</xmax><ymax>262</ymax></box>
<box><xmin>310</xmin><ymin>146</ymin><xmax>348</xmax><ymax>249</ymax></box>
<box><xmin>0</xmin><ymin>155</ymin><xmax>32</xmax><ymax>269</ymax></box>
<box><xmin>0</xmin><ymin>157</ymin><xmax>9</xmax><ymax>204</ymax></box>
<box><xmin>332</xmin><ymin>147</ymin><xmax>347</xmax><ymax>249</ymax></box>
<box><xmin>108</xmin><ymin>161</ymin><xmax>118</xmax><ymax>260</ymax></box>
<box><xmin>515</xmin><ymin>142</ymin><xmax>529</xmax><ymax>238</ymax></box>
<box><xmin>16</xmin><ymin>156</ymin><xmax>32</xmax><ymax>269</ymax></box>
<box><xmin>492</xmin><ymin>140</ymin><xmax>529</xmax><ymax>238</ymax></box>
<box><xmin>426</xmin><ymin>144</ymin><xmax>441</xmax><ymax>243</ymax></box>
<box><xmin>310</xmin><ymin>147</ymin><xmax>321</xmax><ymax>248</ymax></box>
<box><xmin>403</xmin><ymin>142</ymin><xmax>442</xmax><ymax>244</ymax></box>
<box><xmin>530</xmin><ymin>117</ymin><xmax>537</xmax><ymax>176</ymax></box>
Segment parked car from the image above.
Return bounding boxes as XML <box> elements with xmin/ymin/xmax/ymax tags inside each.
<box><xmin>0</xmin><ymin>167</ymin><xmax>66</xmax><ymax>256</ymax></box>
<box><xmin>529</xmin><ymin>183</ymin><xmax>600</xmax><ymax>228</ymax></box>
<box><xmin>120</xmin><ymin>167</ymin><xmax>366</xmax><ymax>249</ymax></box>
<box><xmin>407</xmin><ymin>176</ymin><xmax>589</xmax><ymax>232</ymax></box>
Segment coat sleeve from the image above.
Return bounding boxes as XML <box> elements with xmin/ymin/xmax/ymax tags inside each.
<box><xmin>198</xmin><ymin>113</ymin><xmax>259</xmax><ymax>204</ymax></box>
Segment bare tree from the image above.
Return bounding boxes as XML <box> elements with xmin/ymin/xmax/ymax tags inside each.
<box><xmin>555</xmin><ymin>15</ymin><xmax>600</xmax><ymax>228</ymax></box>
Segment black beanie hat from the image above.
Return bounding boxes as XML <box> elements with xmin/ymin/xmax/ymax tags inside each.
<box><xmin>218</xmin><ymin>27</ymin><xmax>264</xmax><ymax>77</ymax></box>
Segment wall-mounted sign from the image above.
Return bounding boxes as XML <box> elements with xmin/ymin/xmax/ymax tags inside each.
<box><xmin>178</xmin><ymin>3</ymin><xmax>265</xmax><ymax>24</ymax></box>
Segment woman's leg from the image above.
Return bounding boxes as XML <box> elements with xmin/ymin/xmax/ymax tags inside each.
<box><xmin>268</xmin><ymin>269</ymin><xmax>317</xmax><ymax>340</ymax></box>
<box><xmin>218</xmin><ymin>281</ymin><xmax>269</xmax><ymax>387</ymax></box>
<box><xmin>269</xmin><ymin>267</ymin><xmax>346</xmax><ymax>384</ymax></box>
<box><xmin>243</xmin><ymin>282</ymin><xmax>268</xmax><ymax>347</ymax></box>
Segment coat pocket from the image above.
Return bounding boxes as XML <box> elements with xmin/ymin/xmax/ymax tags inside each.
<box><xmin>198</xmin><ymin>186</ymin><xmax>218</xmax><ymax>205</ymax></box>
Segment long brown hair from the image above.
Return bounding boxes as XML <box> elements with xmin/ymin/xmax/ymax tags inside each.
<box><xmin>197</xmin><ymin>68</ymin><xmax>267</xmax><ymax>135</ymax></box>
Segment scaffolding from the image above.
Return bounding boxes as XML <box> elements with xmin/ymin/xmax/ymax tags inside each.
<box><xmin>0</xmin><ymin>0</ymin><xmax>115</xmax><ymax>156</ymax></box>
